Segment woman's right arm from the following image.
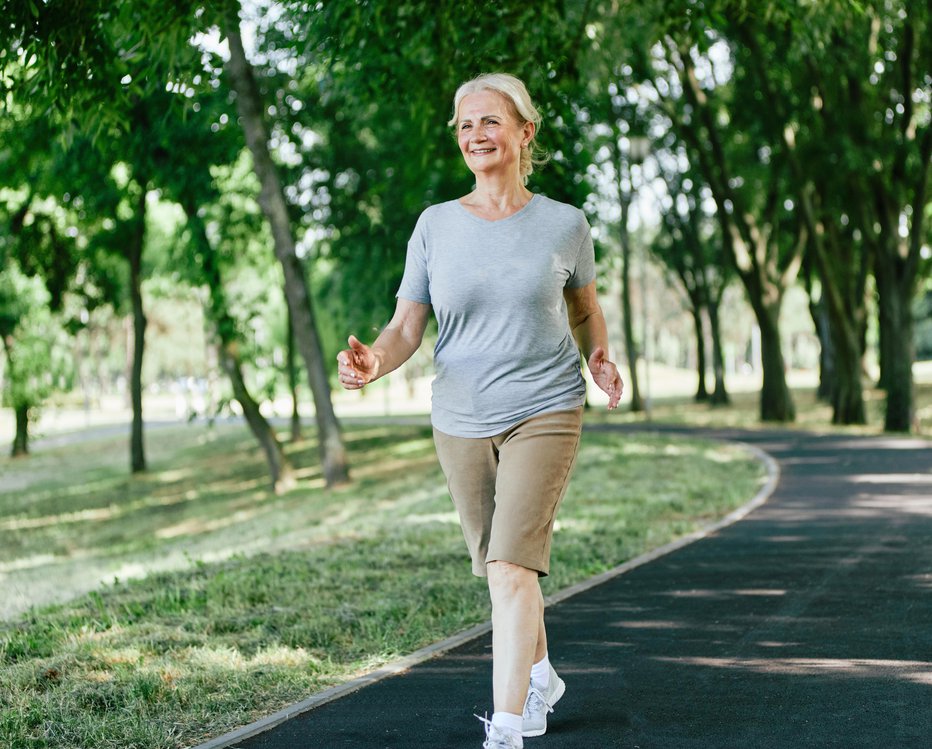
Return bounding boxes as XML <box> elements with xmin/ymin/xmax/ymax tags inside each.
<box><xmin>336</xmin><ymin>298</ymin><xmax>431</xmax><ymax>390</ymax></box>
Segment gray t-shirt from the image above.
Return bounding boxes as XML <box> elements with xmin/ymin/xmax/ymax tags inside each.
<box><xmin>397</xmin><ymin>193</ymin><xmax>596</xmax><ymax>437</ymax></box>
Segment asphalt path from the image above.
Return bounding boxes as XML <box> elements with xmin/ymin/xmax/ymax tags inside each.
<box><xmin>209</xmin><ymin>426</ymin><xmax>932</xmax><ymax>749</ymax></box>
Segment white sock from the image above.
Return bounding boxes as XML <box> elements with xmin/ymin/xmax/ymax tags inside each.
<box><xmin>491</xmin><ymin>712</ymin><xmax>524</xmax><ymax>744</ymax></box>
<box><xmin>530</xmin><ymin>653</ymin><xmax>551</xmax><ymax>688</ymax></box>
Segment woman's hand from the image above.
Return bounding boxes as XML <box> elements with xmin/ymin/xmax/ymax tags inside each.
<box><xmin>588</xmin><ymin>346</ymin><xmax>623</xmax><ymax>410</ymax></box>
<box><xmin>336</xmin><ymin>335</ymin><xmax>380</xmax><ymax>390</ymax></box>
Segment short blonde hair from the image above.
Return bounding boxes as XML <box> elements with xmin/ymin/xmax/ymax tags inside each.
<box><xmin>448</xmin><ymin>72</ymin><xmax>548</xmax><ymax>184</ymax></box>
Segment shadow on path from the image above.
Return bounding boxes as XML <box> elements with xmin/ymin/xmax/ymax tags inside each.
<box><xmin>219</xmin><ymin>427</ymin><xmax>932</xmax><ymax>749</ymax></box>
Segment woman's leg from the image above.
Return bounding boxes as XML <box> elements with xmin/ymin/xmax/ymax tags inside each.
<box><xmin>487</xmin><ymin>560</ymin><xmax>542</xmax><ymax>714</ymax></box>
<box><xmin>535</xmin><ymin>584</ymin><xmax>547</xmax><ymax>663</ymax></box>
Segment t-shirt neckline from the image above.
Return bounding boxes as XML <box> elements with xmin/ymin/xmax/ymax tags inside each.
<box><xmin>454</xmin><ymin>193</ymin><xmax>540</xmax><ymax>226</ymax></box>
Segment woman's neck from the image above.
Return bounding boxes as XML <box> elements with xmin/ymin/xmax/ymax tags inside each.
<box><xmin>463</xmin><ymin>175</ymin><xmax>532</xmax><ymax>214</ymax></box>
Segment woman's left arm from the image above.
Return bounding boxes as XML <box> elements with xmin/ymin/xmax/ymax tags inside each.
<box><xmin>564</xmin><ymin>281</ymin><xmax>623</xmax><ymax>410</ymax></box>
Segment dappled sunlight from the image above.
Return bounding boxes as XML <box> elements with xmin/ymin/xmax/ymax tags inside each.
<box><xmin>661</xmin><ymin>444</ymin><xmax>696</xmax><ymax>456</ymax></box>
<box><xmin>155</xmin><ymin>467</ymin><xmax>198</xmax><ymax>484</ymax></box>
<box><xmin>347</xmin><ymin>454</ymin><xmax>439</xmax><ymax>479</ymax></box>
<box><xmin>614</xmin><ymin>620</ymin><xmax>688</xmax><ymax>630</ymax></box>
<box><xmin>3</xmin><ymin>476</ymin><xmax>275</xmax><ymax>540</ymax></box>
<box><xmin>553</xmin><ymin>517</ymin><xmax>596</xmax><ymax>532</ymax></box>
<box><xmin>403</xmin><ymin>511</ymin><xmax>459</xmax><ymax>525</ymax></box>
<box><xmin>828</xmin><ymin>438</ymin><xmax>931</xmax><ymax>451</ymax></box>
<box><xmin>343</xmin><ymin>427</ymin><xmax>395</xmax><ymax>444</ymax></box>
<box><xmin>98</xmin><ymin>647</ymin><xmax>144</xmax><ymax>666</ymax></box>
<box><xmin>851</xmin><ymin>495</ymin><xmax>932</xmax><ymax>517</ymax></box>
<box><xmin>653</xmin><ymin>656</ymin><xmax>932</xmax><ymax>685</ymax></box>
<box><xmin>288</xmin><ymin>468</ymin><xmax>326</xmax><ymax>487</ymax></box>
<box><xmin>0</xmin><ymin>505</ymin><xmax>116</xmax><ymax>531</ymax></box>
<box><xmin>389</xmin><ymin>438</ymin><xmax>434</xmax><ymax>456</ymax></box>
<box><xmin>701</xmin><ymin>447</ymin><xmax>744</xmax><ymax>463</ymax></box>
<box><xmin>142</xmin><ymin>475</ymin><xmax>270</xmax><ymax>508</ymax></box>
<box><xmin>849</xmin><ymin>474</ymin><xmax>932</xmax><ymax>485</ymax></box>
<box><xmin>781</xmin><ymin>456</ymin><xmax>839</xmax><ymax>466</ymax></box>
<box><xmin>0</xmin><ymin>553</ymin><xmax>59</xmax><ymax>573</ymax></box>
<box><xmin>8</xmin><ymin>477</ymin><xmax>121</xmax><ymax>511</ymax></box>
<box><xmin>154</xmin><ymin>506</ymin><xmax>262</xmax><ymax>539</ymax></box>
<box><xmin>662</xmin><ymin>588</ymin><xmax>787</xmax><ymax>599</ymax></box>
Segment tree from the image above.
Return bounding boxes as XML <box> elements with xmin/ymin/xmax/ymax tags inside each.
<box><xmin>730</xmin><ymin>11</ymin><xmax>871</xmax><ymax>425</ymax></box>
<box><xmin>0</xmin><ymin>264</ymin><xmax>71</xmax><ymax>455</ymax></box>
<box><xmin>183</xmin><ymin>202</ymin><xmax>297</xmax><ymax>493</ymax></box>
<box><xmin>219</xmin><ymin>2</ymin><xmax>349</xmax><ymax>486</ymax></box>
<box><xmin>2</xmin><ymin>0</ymin><xmax>351</xmax><ymax>477</ymax></box>
<box><xmin>653</xmin><ymin>163</ymin><xmax>732</xmax><ymax>405</ymax></box>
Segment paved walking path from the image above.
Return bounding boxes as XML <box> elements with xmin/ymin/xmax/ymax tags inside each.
<box><xmin>216</xmin><ymin>427</ymin><xmax>932</xmax><ymax>748</ymax></box>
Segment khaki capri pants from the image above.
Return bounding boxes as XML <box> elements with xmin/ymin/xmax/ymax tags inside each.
<box><xmin>432</xmin><ymin>407</ymin><xmax>583</xmax><ymax>577</ymax></box>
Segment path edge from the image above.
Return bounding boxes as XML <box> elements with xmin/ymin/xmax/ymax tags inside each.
<box><xmin>192</xmin><ymin>438</ymin><xmax>780</xmax><ymax>749</ymax></box>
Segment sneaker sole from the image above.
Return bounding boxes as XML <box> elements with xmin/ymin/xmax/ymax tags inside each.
<box><xmin>521</xmin><ymin>677</ymin><xmax>566</xmax><ymax>738</ymax></box>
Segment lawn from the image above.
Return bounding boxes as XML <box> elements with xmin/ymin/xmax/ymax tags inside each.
<box><xmin>0</xmin><ymin>418</ymin><xmax>765</xmax><ymax>748</ymax></box>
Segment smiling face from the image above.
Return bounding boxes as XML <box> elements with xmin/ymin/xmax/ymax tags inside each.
<box><xmin>455</xmin><ymin>90</ymin><xmax>534</xmax><ymax>181</ymax></box>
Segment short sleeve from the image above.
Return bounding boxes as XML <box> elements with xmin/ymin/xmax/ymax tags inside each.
<box><xmin>396</xmin><ymin>212</ymin><xmax>431</xmax><ymax>304</ymax></box>
<box><xmin>566</xmin><ymin>218</ymin><xmax>596</xmax><ymax>289</ymax></box>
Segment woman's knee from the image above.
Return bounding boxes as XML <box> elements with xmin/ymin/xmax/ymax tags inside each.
<box><xmin>487</xmin><ymin>560</ymin><xmax>538</xmax><ymax>593</ymax></box>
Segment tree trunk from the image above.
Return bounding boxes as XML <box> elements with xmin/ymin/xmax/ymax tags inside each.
<box><xmin>673</xmin><ymin>44</ymin><xmax>800</xmax><ymax>423</ymax></box>
<box><xmin>1</xmin><ymin>336</ymin><xmax>28</xmax><ymax>457</ymax></box>
<box><xmin>609</xmin><ymin>115</ymin><xmax>643</xmax><ymax>413</ymax></box>
<box><xmin>690</xmin><ymin>305</ymin><xmax>708</xmax><ymax>402</ymax></box>
<box><xmin>287</xmin><ymin>308</ymin><xmax>302</xmax><ymax>442</ymax></box>
<box><xmin>875</xmin><ymin>257</ymin><xmax>915</xmax><ymax>432</ymax></box>
<box><xmin>824</xmin><ymin>305</ymin><xmax>865</xmax><ymax>425</ymax></box>
<box><xmin>809</xmin><ymin>296</ymin><xmax>834</xmax><ymax>402</ymax></box>
<box><xmin>128</xmin><ymin>183</ymin><xmax>147</xmax><ymax>473</ymax></box>
<box><xmin>223</xmin><ymin>11</ymin><xmax>349</xmax><ymax>486</ymax></box>
<box><xmin>806</xmin><ymin>237</ymin><xmax>866</xmax><ymax>424</ymax></box>
<box><xmin>220</xmin><ymin>341</ymin><xmax>296</xmax><ymax>493</ymax></box>
<box><xmin>620</xmin><ymin>238</ymin><xmax>643</xmax><ymax>412</ymax></box>
<box><xmin>12</xmin><ymin>404</ymin><xmax>28</xmax><ymax>457</ymax></box>
<box><xmin>707</xmin><ymin>298</ymin><xmax>730</xmax><ymax>406</ymax></box>
<box><xmin>184</xmin><ymin>204</ymin><xmax>296</xmax><ymax>492</ymax></box>
<box><xmin>756</xmin><ymin>301</ymin><xmax>795</xmax><ymax>422</ymax></box>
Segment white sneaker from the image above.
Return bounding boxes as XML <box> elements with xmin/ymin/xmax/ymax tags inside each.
<box><xmin>521</xmin><ymin>664</ymin><xmax>566</xmax><ymax>737</ymax></box>
<box><xmin>477</xmin><ymin>714</ymin><xmax>523</xmax><ymax>749</ymax></box>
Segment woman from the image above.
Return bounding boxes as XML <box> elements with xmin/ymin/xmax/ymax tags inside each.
<box><xmin>337</xmin><ymin>72</ymin><xmax>622</xmax><ymax>749</ymax></box>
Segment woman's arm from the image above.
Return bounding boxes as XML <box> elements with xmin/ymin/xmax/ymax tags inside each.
<box><xmin>564</xmin><ymin>281</ymin><xmax>623</xmax><ymax>409</ymax></box>
<box><xmin>336</xmin><ymin>298</ymin><xmax>431</xmax><ymax>390</ymax></box>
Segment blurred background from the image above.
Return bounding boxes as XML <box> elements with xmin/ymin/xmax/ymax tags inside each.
<box><xmin>0</xmin><ymin>6</ymin><xmax>929</xmax><ymax>744</ymax></box>
<box><xmin>0</xmin><ymin>0</ymin><xmax>930</xmax><ymax>480</ymax></box>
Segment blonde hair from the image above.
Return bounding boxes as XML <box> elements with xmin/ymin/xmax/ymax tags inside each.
<box><xmin>448</xmin><ymin>72</ymin><xmax>548</xmax><ymax>184</ymax></box>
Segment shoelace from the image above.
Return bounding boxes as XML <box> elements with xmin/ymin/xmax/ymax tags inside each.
<box><xmin>475</xmin><ymin>713</ymin><xmax>521</xmax><ymax>749</ymax></box>
<box><xmin>523</xmin><ymin>685</ymin><xmax>555</xmax><ymax>718</ymax></box>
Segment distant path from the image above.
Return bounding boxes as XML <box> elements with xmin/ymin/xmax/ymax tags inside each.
<box><xmin>206</xmin><ymin>426</ymin><xmax>932</xmax><ymax>749</ymax></box>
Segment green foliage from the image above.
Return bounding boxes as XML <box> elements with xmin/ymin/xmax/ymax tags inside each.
<box><xmin>265</xmin><ymin>0</ymin><xmax>596</xmax><ymax>332</ymax></box>
<box><xmin>1</xmin><ymin>0</ymin><xmax>928</xmax><ymax>434</ymax></box>
<box><xmin>0</xmin><ymin>0</ymin><xmax>204</xmax><ymax>140</ymax></box>
<box><xmin>0</xmin><ymin>264</ymin><xmax>72</xmax><ymax>412</ymax></box>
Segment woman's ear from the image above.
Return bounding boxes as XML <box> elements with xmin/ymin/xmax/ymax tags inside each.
<box><xmin>524</xmin><ymin>120</ymin><xmax>536</xmax><ymax>143</ymax></box>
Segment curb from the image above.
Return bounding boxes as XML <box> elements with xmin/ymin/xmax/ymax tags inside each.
<box><xmin>192</xmin><ymin>438</ymin><xmax>780</xmax><ymax>749</ymax></box>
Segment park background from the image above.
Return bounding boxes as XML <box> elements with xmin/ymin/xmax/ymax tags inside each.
<box><xmin>0</xmin><ymin>1</ymin><xmax>930</xmax><ymax>747</ymax></box>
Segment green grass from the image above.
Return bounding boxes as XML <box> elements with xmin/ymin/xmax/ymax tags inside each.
<box><xmin>0</xmin><ymin>420</ymin><xmax>765</xmax><ymax>749</ymax></box>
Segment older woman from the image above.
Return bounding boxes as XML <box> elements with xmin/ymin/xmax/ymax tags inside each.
<box><xmin>337</xmin><ymin>72</ymin><xmax>622</xmax><ymax>749</ymax></box>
